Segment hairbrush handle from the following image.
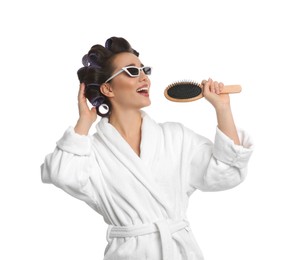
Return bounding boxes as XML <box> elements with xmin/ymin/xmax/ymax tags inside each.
<box><xmin>190</xmin><ymin>84</ymin><xmax>242</xmax><ymax>101</ymax></box>
<box><xmin>219</xmin><ymin>85</ymin><xmax>242</xmax><ymax>94</ymax></box>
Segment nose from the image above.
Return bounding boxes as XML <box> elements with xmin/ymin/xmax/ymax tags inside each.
<box><xmin>139</xmin><ymin>69</ymin><xmax>149</xmax><ymax>81</ymax></box>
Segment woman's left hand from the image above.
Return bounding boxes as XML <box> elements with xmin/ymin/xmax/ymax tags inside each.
<box><xmin>201</xmin><ymin>78</ymin><xmax>240</xmax><ymax>145</ymax></box>
<box><xmin>201</xmin><ymin>78</ymin><xmax>230</xmax><ymax>109</ymax></box>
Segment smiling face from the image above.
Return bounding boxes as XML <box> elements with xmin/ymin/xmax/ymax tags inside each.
<box><xmin>100</xmin><ymin>52</ymin><xmax>151</xmax><ymax>113</ymax></box>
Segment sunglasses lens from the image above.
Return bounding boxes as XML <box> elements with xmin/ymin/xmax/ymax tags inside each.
<box><xmin>126</xmin><ymin>67</ymin><xmax>140</xmax><ymax>76</ymax></box>
<box><xmin>143</xmin><ymin>67</ymin><xmax>152</xmax><ymax>75</ymax></box>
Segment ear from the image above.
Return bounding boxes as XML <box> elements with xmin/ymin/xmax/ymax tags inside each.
<box><xmin>100</xmin><ymin>83</ymin><xmax>115</xmax><ymax>98</ymax></box>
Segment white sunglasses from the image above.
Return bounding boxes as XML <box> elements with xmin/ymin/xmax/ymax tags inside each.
<box><xmin>105</xmin><ymin>66</ymin><xmax>152</xmax><ymax>83</ymax></box>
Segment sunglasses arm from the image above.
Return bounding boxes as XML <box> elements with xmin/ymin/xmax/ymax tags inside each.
<box><xmin>105</xmin><ymin>69</ymin><xmax>124</xmax><ymax>83</ymax></box>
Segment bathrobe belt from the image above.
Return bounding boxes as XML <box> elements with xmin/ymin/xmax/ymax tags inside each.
<box><xmin>107</xmin><ymin>219</ymin><xmax>190</xmax><ymax>260</ymax></box>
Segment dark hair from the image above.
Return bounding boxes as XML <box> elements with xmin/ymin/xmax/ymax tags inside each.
<box><xmin>77</xmin><ymin>37</ymin><xmax>139</xmax><ymax>117</ymax></box>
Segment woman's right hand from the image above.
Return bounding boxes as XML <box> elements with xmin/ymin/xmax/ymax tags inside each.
<box><xmin>74</xmin><ymin>83</ymin><xmax>97</xmax><ymax>135</ymax></box>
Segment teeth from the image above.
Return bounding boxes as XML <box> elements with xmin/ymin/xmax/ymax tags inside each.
<box><xmin>136</xmin><ymin>87</ymin><xmax>149</xmax><ymax>92</ymax></box>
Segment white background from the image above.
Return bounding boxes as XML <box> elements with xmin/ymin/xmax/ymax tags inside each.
<box><xmin>1</xmin><ymin>0</ymin><xmax>294</xmax><ymax>259</ymax></box>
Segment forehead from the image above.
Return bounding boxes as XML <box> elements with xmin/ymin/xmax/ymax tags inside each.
<box><xmin>112</xmin><ymin>52</ymin><xmax>142</xmax><ymax>68</ymax></box>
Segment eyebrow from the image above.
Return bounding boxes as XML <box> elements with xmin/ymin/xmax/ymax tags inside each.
<box><xmin>124</xmin><ymin>63</ymin><xmax>144</xmax><ymax>67</ymax></box>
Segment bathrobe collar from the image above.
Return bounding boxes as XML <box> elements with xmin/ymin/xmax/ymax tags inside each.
<box><xmin>97</xmin><ymin>110</ymin><xmax>161</xmax><ymax>163</ymax></box>
<box><xmin>95</xmin><ymin>111</ymin><xmax>173</xmax><ymax>217</ymax></box>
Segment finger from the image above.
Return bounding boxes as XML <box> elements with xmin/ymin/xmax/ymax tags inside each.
<box><xmin>90</xmin><ymin>106</ymin><xmax>97</xmax><ymax>116</ymax></box>
<box><xmin>202</xmin><ymin>79</ymin><xmax>210</xmax><ymax>95</ymax></box>
<box><xmin>214</xmin><ymin>81</ymin><xmax>219</xmax><ymax>94</ymax></box>
<box><xmin>208</xmin><ymin>78</ymin><xmax>215</xmax><ymax>93</ymax></box>
<box><xmin>78</xmin><ymin>83</ymin><xmax>86</xmax><ymax>102</ymax></box>
<box><xmin>218</xmin><ymin>82</ymin><xmax>224</xmax><ymax>93</ymax></box>
<box><xmin>201</xmin><ymin>79</ymin><xmax>207</xmax><ymax>87</ymax></box>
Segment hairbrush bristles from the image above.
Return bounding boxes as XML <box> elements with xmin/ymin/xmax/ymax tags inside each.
<box><xmin>164</xmin><ymin>80</ymin><xmax>203</xmax><ymax>102</ymax></box>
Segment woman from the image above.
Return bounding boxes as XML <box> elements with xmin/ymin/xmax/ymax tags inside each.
<box><xmin>41</xmin><ymin>36</ymin><xmax>253</xmax><ymax>260</ymax></box>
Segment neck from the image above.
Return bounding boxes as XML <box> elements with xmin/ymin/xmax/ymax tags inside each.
<box><xmin>109</xmin><ymin>109</ymin><xmax>142</xmax><ymax>138</ymax></box>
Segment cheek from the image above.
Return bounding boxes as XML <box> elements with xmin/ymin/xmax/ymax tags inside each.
<box><xmin>114</xmin><ymin>81</ymin><xmax>137</xmax><ymax>95</ymax></box>
<box><xmin>113</xmin><ymin>83</ymin><xmax>137</xmax><ymax>101</ymax></box>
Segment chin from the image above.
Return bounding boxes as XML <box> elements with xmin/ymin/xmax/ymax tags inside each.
<box><xmin>142</xmin><ymin>100</ymin><xmax>151</xmax><ymax>108</ymax></box>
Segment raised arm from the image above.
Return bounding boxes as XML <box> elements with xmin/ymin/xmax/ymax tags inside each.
<box><xmin>74</xmin><ymin>83</ymin><xmax>98</xmax><ymax>135</ymax></box>
<box><xmin>201</xmin><ymin>78</ymin><xmax>240</xmax><ymax>145</ymax></box>
<box><xmin>41</xmin><ymin>83</ymin><xmax>99</xmax><ymax>207</ymax></box>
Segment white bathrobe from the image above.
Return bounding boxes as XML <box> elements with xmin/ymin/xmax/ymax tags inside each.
<box><xmin>41</xmin><ymin>111</ymin><xmax>253</xmax><ymax>260</ymax></box>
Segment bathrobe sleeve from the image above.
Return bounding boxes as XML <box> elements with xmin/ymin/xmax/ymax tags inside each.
<box><xmin>183</xmin><ymin>126</ymin><xmax>254</xmax><ymax>196</ymax></box>
<box><xmin>41</xmin><ymin>127</ymin><xmax>99</xmax><ymax>208</ymax></box>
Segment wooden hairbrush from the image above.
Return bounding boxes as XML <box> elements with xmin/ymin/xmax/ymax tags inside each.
<box><xmin>164</xmin><ymin>81</ymin><xmax>242</xmax><ymax>102</ymax></box>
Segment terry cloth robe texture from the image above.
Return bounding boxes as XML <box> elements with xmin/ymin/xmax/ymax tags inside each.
<box><xmin>41</xmin><ymin>111</ymin><xmax>253</xmax><ymax>260</ymax></box>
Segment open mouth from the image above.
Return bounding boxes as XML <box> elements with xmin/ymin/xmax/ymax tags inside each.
<box><xmin>136</xmin><ymin>86</ymin><xmax>149</xmax><ymax>96</ymax></box>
